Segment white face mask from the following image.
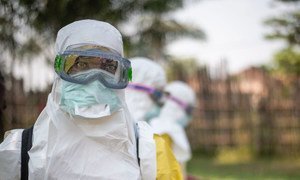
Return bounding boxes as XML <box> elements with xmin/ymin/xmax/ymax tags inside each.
<box><xmin>59</xmin><ymin>80</ymin><xmax>122</xmax><ymax>118</ymax></box>
<box><xmin>73</xmin><ymin>104</ymin><xmax>111</xmax><ymax>118</ymax></box>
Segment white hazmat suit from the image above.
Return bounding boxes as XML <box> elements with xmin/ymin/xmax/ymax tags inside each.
<box><xmin>150</xmin><ymin>81</ymin><xmax>196</xmax><ymax>178</ymax></box>
<box><xmin>0</xmin><ymin>20</ymin><xmax>152</xmax><ymax>180</ymax></box>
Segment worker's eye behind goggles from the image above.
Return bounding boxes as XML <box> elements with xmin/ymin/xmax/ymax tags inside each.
<box><xmin>54</xmin><ymin>49</ymin><xmax>132</xmax><ymax>89</ymax></box>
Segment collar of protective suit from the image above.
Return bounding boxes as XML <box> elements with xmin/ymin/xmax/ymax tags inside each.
<box><xmin>28</xmin><ymin>78</ymin><xmax>141</xmax><ymax>179</ymax></box>
<box><xmin>150</xmin><ymin>99</ymin><xmax>191</xmax><ymax>163</ymax></box>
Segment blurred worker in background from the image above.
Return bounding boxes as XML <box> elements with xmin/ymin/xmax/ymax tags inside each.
<box><xmin>151</xmin><ymin>81</ymin><xmax>196</xmax><ymax>179</ymax></box>
<box><xmin>125</xmin><ymin>57</ymin><xmax>166</xmax><ymax>123</ymax></box>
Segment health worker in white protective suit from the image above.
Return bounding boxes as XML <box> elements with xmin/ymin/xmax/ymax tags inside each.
<box><xmin>125</xmin><ymin>57</ymin><xmax>166</xmax><ymax>123</ymax></box>
<box><xmin>0</xmin><ymin>20</ymin><xmax>182</xmax><ymax>180</ymax></box>
<box><xmin>150</xmin><ymin>81</ymin><xmax>196</xmax><ymax>179</ymax></box>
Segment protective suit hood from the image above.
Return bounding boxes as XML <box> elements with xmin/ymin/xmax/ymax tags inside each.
<box><xmin>165</xmin><ymin>81</ymin><xmax>196</xmax><ymax>106</ymax></box>
<box><xmin>125</xmin><ymin>57</ymin><xmax>166</xmax><ymax>122</ymax></box>
<box><xmin>31</xmin><ymin>20</ymin><xmax>139</xmax><ymax>179</ymax></box>
<box><xmin>55</xmin><ymin>19</ymin><xmax>123</xmax><ymax>56</ymax></box>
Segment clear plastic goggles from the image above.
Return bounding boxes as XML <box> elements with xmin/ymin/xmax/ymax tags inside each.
<box><xmin>54</xmin><ymin>46</ymin><xmax>132</xmax><ymax>89</ymax></box>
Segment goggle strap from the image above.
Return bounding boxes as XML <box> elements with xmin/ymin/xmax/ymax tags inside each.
<box><xmin>127</xmin><ymin>84</ymin><xmax>156</xmax><ymax>94</ymax></box>
<box><xmin>168</xmin><ymin>95</ymin><xmax>190</xmax><ymax>110</ymax></box>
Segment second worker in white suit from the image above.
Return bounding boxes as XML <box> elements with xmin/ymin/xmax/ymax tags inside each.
<box><xmin>151</xmin><ymin>81</ymin><xmax>196</xmax><ymax>179</ymax></box>
<box><xmin>125</xmin><ymin>57</ymin><xmax>166</xmax><ymax>123</ymax></box>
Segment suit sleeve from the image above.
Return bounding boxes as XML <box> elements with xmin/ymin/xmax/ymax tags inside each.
<box><xmin>0</xmin><ymin>129</ymin><xmax>23</xmax><ymax>180</ymax></box>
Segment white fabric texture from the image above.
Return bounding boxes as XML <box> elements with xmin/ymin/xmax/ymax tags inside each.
<box><xmin>0</xmin><ymin>129</ymin><xmax>23</xmax><ymax>179</ymax></box>
<box><xmin>37</xmin><ymin>79</ymin><xmax>139</xmax><ymax>179</ymax></box>
<box><xmin>55</xmin><ymin>19</ymin><xmax>123</xmax><ymax>56</ymax></box>
<box><xmin>0</xmin><ymin>20</ymin><xmax>144</xmax><ymax>180</ymax></box>
<box><xmin>150</xmin><ymin>81</ymin><xmax>196</xmax><ymax>163</ymax></box>
<box><xmin>136</xmin><ymin>121</ymin><xmax>157</xmax><ymax>180</ymax></box>
<box><xmin>125</xmin><ymin>57</ymin><xmax>166</xmax><ymax>122</ymax></box>
<box><xmin>164</xmin><ymin>81</ymin><xmax>196</xmax><ymax>106</ymax></box>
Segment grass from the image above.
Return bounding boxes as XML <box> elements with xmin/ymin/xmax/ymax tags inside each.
<box><xmin>187</xmin><ymin>151</ymin><xmax>300</xmax><ymax>180</ymax></box>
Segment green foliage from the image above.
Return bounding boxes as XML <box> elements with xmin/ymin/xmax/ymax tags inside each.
<box><xmin>188</xmin><ymin>153</ymin><xmax>300</xmax><ymax>179</ymax></box>
<box><xmin>19</xmin><ymin>0</ymin><xmax>136</xmax><ymax>38</ymax></box>
<box><xmin>265</xmin><ymin>11</ymin><xmax>300</xmax><ymax>46</ymax></box>
<box><xmin>0</xmin><ymin>1</ymin><xmax>22</xmax><ymax>53</ymax></box>
<box><xmin>141</xmin><ymin>0</ymin><xmax>183</xmax><ymax>14</ymax></box>
<box><xmin>274</xmin><ymin>48</ymin><xmax>300</xmax><ymax>76</ymax></box>
<box><xmin>127</xmin><ymin>17</ymin><xmax>205</xmax><ymax>59</ymax></box>
<box><xmin>266</xmin><ymin>0</ymin><xmax>300</xmax><ymax>76</ymax></box>
<box><xmin>17</xmin><ymin>38</ymin><xmax>42</xmax><ymax>58</ymax></box>
<box><xmin>0</xmin><ymin>0</ymin><xmax>43</xmax><ymax>60</ymax></box>
<box><xmin>265</xmin><ymin>0</ymin><xmax>300</xmax><ymax>46</ymax></box>
<box><xmin>215</xmin><ymin>146</ymin><xmax>254</xmax><ymax>164</ymax></box>
<box><xmin>0</xmin><ymin>0</ymin><xmax>204</xmax><ymax>65</ymax></box>
<box><xmin>166</xmin><ymin>58</ymin><xmax>204</xmax><ymax>81</ymax></box>
<box><xmin>14</xmin><ymin>0</ymin><xmax>195</xmax><ymax>45</ymax></box>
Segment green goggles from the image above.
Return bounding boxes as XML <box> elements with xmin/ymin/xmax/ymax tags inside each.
<box><xmin>54</xmin><ymin>48</ymin><xmax>132</xmax><ymax>89</ymax></box>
